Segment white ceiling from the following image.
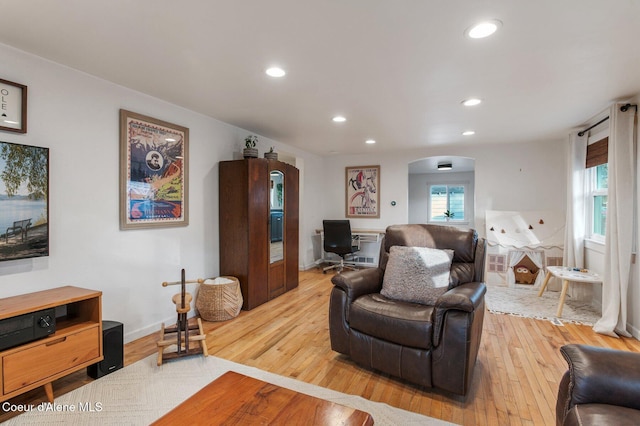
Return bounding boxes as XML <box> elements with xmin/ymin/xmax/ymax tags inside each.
<box><xmin>408</xmin><ymin>156</ymin><xmax>475</xmax><ymax>174</ymax></box>
<box><xmin>1</xmin><ymin>0</ymin><xmax>639</xmax><ymax>156</ymax></box>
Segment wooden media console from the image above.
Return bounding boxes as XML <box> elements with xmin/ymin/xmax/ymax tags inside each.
<box><xmin>0</xmin><ymin>286</ymin><xmax>103</xmax><ymax>402</ymax></box>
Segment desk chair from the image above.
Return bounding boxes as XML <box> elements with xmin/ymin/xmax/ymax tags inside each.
<box><xmin>322</xmin><ymin>220</ymin><xmax>360</xmax><ymax>273</ymax></box>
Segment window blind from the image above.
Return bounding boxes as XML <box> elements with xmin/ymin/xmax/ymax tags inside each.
<box><xmin>586</xmin><ymin>137</ymin><xmax>608</xmax><ymax>168</ymax></box>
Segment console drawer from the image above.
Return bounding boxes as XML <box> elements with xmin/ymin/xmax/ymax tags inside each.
<box><xmin>3</xmin><ymin>326</ymin><xmax>100</xmax><ymax>394</ymax></box>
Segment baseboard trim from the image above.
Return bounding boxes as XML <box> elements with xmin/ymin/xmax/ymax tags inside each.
<box><xmin>124</xmin><ymin>313</ymin><xmax>193</xmax><ymax>344</ymax></box>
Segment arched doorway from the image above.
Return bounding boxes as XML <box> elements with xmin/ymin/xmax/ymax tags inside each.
<box><xmin>408</xmin><ymin>156</ymin><xmax>475</xmax><ymax>227</ymax></box>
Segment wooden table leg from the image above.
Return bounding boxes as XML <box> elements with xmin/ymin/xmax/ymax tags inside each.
<box><xmin>538</xmin><ymin>271</ymin><xmax>552</xmax><ymax>297</ymax></box>
<box><xmin>44</xmin><ymin>382</ymin><xmax>53</xmax><ymax>403</ymax></box>
<box><xmin>556</xmin><ymin>279</ymin><xmax>570</xmax><ymax>317</ymax></box>
<box><xmin>197</xmin><ymin>318</ymin><xmax>209</xmax><ymax>357</ymax></box>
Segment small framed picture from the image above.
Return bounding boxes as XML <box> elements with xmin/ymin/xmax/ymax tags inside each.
<box><xmin>120</xmin><ymin>109</ymin><xmax>189</xmax><ymax>229</ymax></box>
<box><xmin>0</xmin><ymin>79</ymin><xmax>27</xmax><ymax>134</ymax></box>
<box><xmin>345</xmin><ymin>165</ymin><xmax>380</xmax><ymax>218</ymax></box>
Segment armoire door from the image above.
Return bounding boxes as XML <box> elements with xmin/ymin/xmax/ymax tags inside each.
<box><xmin>268</xmin><ymin>163</ymin><xmax>286</xmax><ymax>298</ymax></box>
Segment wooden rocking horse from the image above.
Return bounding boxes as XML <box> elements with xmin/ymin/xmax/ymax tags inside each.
<box><xmin>156</xmin><ymin>269</ymin><xmax>208</xmax><ymax>366</ymax></box>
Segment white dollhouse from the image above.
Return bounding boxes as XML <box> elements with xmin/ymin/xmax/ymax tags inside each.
<box><xmin>485</xmin><ymin>210</ymin><xmax>565</xmax><ymax>289</ymax></box>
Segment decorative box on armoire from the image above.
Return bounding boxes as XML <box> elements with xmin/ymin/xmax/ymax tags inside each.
<box><xmin>219</xmin><ymin>158</ymin><xmax>299</xmax><ymax>310</ymax></box>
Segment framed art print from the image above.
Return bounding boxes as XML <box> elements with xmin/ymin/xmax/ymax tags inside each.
<box><xmin>345</xmin><ymin>165</ymin><xmax>380</xmax><ymax>218</ymax></box>
<box><xmin>0</xmin><ymin>141</ymin><xmax>48</xmax><ymax>261</ymax></box>
<box><xmin>120</xmin><ymin>109</ymin><xmax>189</xmax><ymax>229</ymax></box>
<box><xmin>0</xmin><ymin>78</ymin><xmax>27</xmax><ymax>134</ymax></box>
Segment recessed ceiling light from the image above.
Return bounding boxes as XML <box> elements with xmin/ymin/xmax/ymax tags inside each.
<box><xmin>465</xmin><ymin>19</ymin><xmax>502</xmax><ymax>39</ymax></box>
<box><xmin>365</xmin><ymin>139</ymin><xmax>376</xmax><ymax>144</ymax></box>
<box><xmin>265</xmin><ymin>67</ymin><xmax>286</xmax><ymax>77</ymax></box>
<box><xmin>332</xmin><ymin>116</ymin><xmax>346</xmax><ymax>123</ymax></box>
<box><xmin>437</xmin><ymin>162</ymin><xmax>453</xmax><ymax>171</ymax></box>
<box><xmin>462</xmin><ymin>98</ymin><xmax>482</xmax><ymax>107</ymax></box>
<box><xmin>462</xmin><ymin>130</ymin><xmax>476</xmax><ymax>136</ymax></box>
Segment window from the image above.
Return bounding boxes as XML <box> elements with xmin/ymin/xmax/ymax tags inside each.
<box><xmin>586</xmin><ymin>136</ymin><xmax>608</xmax><ymax>241</ymax></box>
<box><xmin>429</xmin><ymin>184</ymin><xmax>465</xmax><ymax>221</ymax></box>
<box><xmin>589</xmin><ymin>163</ymin><xmax>608</xmax><ymax>239</ymax></box>
<box><xmin>488</xmin><ymin>254</ymin><xmax>506</xmax><ymax>272</ymax></box>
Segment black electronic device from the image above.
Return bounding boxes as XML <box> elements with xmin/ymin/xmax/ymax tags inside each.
<box><xmin>0</xmin><ymin>308</ymin><xmax>56</xmax><ymax>351</ymax></box>
<box><xmin>87</xmin><ymin>320</ymin><xmax>124</xmax><ymax>379</ymax></box>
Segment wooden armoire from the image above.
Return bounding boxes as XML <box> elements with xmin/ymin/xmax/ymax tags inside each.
<box><xmin>219</xmin><ymin>158</ymin><xmax>299</xmax><ymax>310</ymax></box>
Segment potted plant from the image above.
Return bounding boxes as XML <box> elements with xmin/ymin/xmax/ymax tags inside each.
<box><xmin>243</xmin><ymin>135</ymin><xmax>258</xmax><ymax>158</ymax></box>
<box><xmin>264</xmin><ymin>146</ymin><xmax>278</xmax><ymax>160</ymax></box>
<box><xmin>444</xmin><ymin>210</ymin><xmax>454</xmax><ymax>221</ymax></box>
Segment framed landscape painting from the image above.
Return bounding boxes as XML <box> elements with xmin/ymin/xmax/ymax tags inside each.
<box><xmin>120</xmin><ymin>109</ymin><xmax>189</xmax><ymax>229</ymax></box>
<box><xmin>0</xmin><ymin>141</ymin><xmax>49</xmax><ymax>261</ymax></box>
<box><xmin>345</xmin><ymin>165</ymin><xmax>380</xmax><ymax>218</ymax></box>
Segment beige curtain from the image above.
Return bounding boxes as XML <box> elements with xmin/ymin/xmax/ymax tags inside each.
<box><xmin>562</xmin><ymin>132</ymin><xmax>588</xmax><ymax>296</ymax></box>
<box><xmin>593</xmin><ymin>104</ymin><xmax>636</xmax><ymax>337</ymax></box>
<box><xmin>563</xmin><ymin>132</ymin><xmax>587</xmax><ymax>269</ymax></box>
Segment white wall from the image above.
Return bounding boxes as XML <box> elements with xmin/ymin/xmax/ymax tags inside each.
<box><xmin>320</xmin><ymin>155</ymin><xmax>408</xmax><ymax>231</ymax></box>
<box><xmin>0</xmin><ymin>43</ymin><xmax>323</xmax><ymax>342</ymax></box>
<box><xmin>319</xmin><ymin>139</ymin><xmax>567</xmax><ymax>239</ymax></box>
<box><xmin>585</xmin><ymin>240</ymin><xmax>605</xmax><ymax>305</ymax></box>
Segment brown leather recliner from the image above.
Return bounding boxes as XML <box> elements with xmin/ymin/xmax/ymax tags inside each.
<box><xmin>329</xmin><ymin>224</ymin><xmax>487</xmax><ymax>396</ymax></box>
<box><xmin>556</xmin><ymin>344</ymin><xmax>640</xmax><ymax>425</ymax></box>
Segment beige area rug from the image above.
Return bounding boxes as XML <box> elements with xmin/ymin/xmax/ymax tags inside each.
<box><xmin>5</xmin><ymin>354</ymin><xmax>454</xmax><ymax>426</ymax></box>
<box><xmin>485</xmin><ymin>285</ymin><xmax>601</xmax><ymax>325</ymax></box>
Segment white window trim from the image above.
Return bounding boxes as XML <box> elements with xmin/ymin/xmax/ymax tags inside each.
<box><xmin>587</xmin><ymin>185</ymin><xmax>607</xmax><ymax>243</ymax></box>
<box><xmin>586</xmin><ymin>161</ymin><xmax>607</xmax><ymax>243</ymax></box>
<box><xmin>585</xmin><ymin>237</ymin><xmax>605</xmax><ymax>253</ymax></box>
<box><xmin>427</xmin><ymin>181</ymin><xmax>470</xmax><ymax>225</ymax></box>
<box><xmin>585</xmin><ymin>128</ymin><xmax>608</xmax><ymax>243</ymax></box>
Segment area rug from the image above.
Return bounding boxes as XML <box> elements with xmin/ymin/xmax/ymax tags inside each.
<box><xmin>485</xmin><ymin>285</ymin><xmax>601</xmax><ymax>325</ymax></box>
<box><xmin>5</xmin><ymin>354</ymin><xmax>454</xmax><ymax>426</ymax></box>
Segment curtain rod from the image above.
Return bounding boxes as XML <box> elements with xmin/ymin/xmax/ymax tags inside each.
<box><xmin>578</xmin><ymin>103</ymin><xmax>637</xmax><ymax>137</ymax></box>
<box><xmin>578</xmin><ymin>116</ymin><xmax>608</xmax><ymax>137</ymax></box>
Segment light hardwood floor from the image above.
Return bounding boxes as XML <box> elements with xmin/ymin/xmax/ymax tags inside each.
<box><xmin>3</xmin><ymin>269</ymin><xmax>640</xmax><ymax>425</ymax></box>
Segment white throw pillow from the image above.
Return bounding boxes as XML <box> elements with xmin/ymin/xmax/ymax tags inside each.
<box><xmin>380</xmin><ymin>246</ymin><xmax>454</xmax><ymax>305</ymax></box>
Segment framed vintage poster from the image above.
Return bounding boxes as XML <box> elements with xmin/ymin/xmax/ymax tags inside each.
<box><xmin>345</xmin><ymin>165</ymin><xmax>380</xmax><ymax>218</ymax></box>
<box><xmin>120</xmin><ymin>109</ymin><xmax>189</xmax><ymax>229</ymax></box>
<box><xmin>0</xmin><ymin>141</ymin><xmax>49</xmax><ymax>261</ymax></box>
<box><xmin>0</xmin><ymin>78</ymin><xmax>27</xmax><ymax>134</ymax></box>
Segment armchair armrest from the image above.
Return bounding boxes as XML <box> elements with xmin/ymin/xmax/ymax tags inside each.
<box><xmin>557</xmin><ymin>344</ymin><xmax>640</xmax><ymax>420</ymax></box>
<box><xmin>329</xmin><ymin>268</ymin><xmax>383</xmax><ymax>354</ymax></box>
<box><xmin>331</xmin><ymin>268</ymin><xmax>383</xmax><ymax>301</ymax></box>
<box><xmin>432</xmin><ymin>282</ymin><xmax>486</xmax><ymax>347</ymax></box>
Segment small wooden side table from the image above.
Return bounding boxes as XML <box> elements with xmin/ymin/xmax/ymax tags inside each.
<box><xmin>538</xmin><ymin>266</ymin><xmax>601</xmax><ymax>317</ymax></box>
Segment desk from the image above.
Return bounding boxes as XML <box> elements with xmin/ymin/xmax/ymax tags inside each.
<box><xmin>152</xmin><ymin>371</ymin><xmax>374</xmax><ymax>425</ymax></box>
<box><xmin>538</xmin><ymin>266</ymin><xmax>601</xmax><ymax>317</ymax></box>
<box><xmin>315</xmin><ymin>228</ymin><xmax>384</xmax><ymax>268</ymax></box>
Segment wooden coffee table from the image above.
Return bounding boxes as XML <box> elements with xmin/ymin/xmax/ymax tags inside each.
<box><xmin>152</xmin><ymin>371</ymin><xmax>374</xmax><ymax>425</ymax></box>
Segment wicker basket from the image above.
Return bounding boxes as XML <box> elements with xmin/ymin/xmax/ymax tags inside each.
<box><xmin>196</xmin><ymin>276</ymin><xmax>243</xmax><ymax>321</ymax></box>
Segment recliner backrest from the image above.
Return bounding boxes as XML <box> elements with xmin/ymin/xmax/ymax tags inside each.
<box><xmin>380</xmin><ymin>224</ymin><xmax>485</xmax><ymax>286</ymax></box>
